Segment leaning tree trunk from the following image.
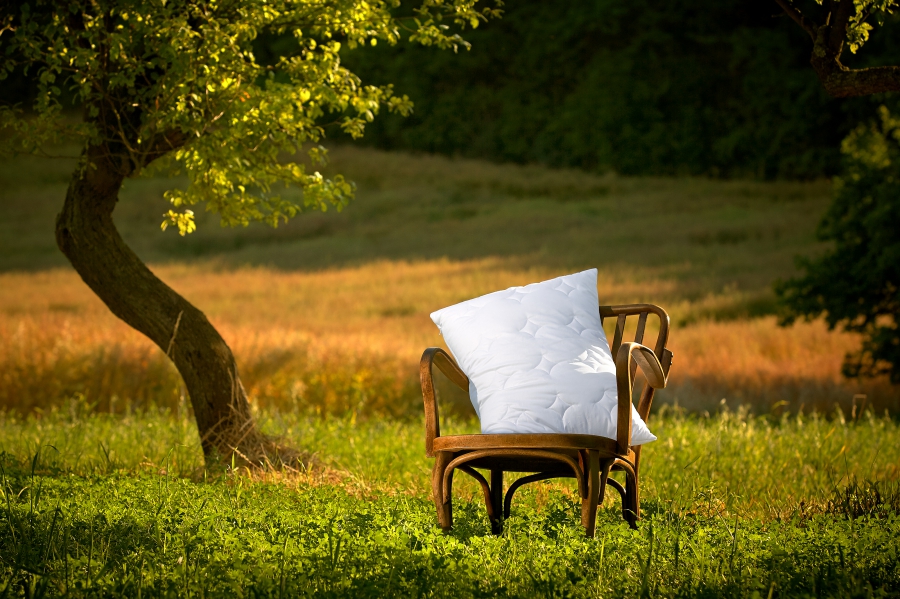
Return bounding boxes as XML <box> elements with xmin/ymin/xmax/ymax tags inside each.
<box><xmin>55</xmin><ymin>145</ymin><xmax>278</xmax><ymax>466</ymax></box>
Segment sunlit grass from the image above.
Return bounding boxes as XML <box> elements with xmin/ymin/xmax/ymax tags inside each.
<box><xmin>1</xmin><ymin>410</ymin><xmax>898</xmax><ymax>597</ymax></box>
<box><xmin>0</xmin><ymin>260</ymin><xmax>893</xmax><ymax>418</ymax></box>
<box><xmin>2</xmin><ymin>407</ymin><xmax>897</xmax><ymax>521</ymax></box>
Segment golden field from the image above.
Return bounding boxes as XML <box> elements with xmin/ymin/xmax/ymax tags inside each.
<box><xmin>0</xmin><ymin>145</ymin><xmax>895</xmax><ymax>417</ymax></box>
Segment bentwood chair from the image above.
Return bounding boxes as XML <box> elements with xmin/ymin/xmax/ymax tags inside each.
<box><xmin>420</xmin><ymin>304</ymin><xmax>673</xmax><ymax>537</ymax></box>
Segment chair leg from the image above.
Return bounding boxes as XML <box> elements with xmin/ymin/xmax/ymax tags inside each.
<box><xmin>581</xmin><ymin>450</ymin><xmax>602</xmax><ymax>538</ymax></box>
<box><xmin>623</xmin><ymin>470</ymin><xmax>639</xmax><ymax>530</ymax></box>
<box><xmin>490</xmin><ymin>469</ymin><xmax>503</xmax><ymax>534</ymax></box>
<box><xmin>432</xmin><ymin>452</ymin><xmax>453</xmax><ymax>530</ymax></box>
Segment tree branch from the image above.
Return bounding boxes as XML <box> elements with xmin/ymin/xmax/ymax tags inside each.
<box><xmin>774</xmin><ymin>0</ymin><xmax>900</xmax><ymax>97</ymax></box>
<box><xmin>827</xmin><ymin>0</ymin><xmax>855</xmax><ymax>52</ymax></box>
<box><xmin>823</xmin><ymin>0</ymin><xmax>835</xmax><ymax>23</ymax></box>
<box><xmin>141</xmin><ymin>130</ymin><xmax>188</xmax><ymax>167</ymax></box>
<box><xmin>773</xmin><ymin>0</ymin><xmax>817</xmax><ymax>40</ymax></box>
<box><xmin>816</xmin><ymin>64</ymin><xmax>900</xmax><ymax>97</ymax></box>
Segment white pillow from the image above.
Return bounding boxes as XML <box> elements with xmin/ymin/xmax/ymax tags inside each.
<box><xmin>430</xmin><ymin>269</ymin><xmax>656</xmax><ymax>445</ymax></box>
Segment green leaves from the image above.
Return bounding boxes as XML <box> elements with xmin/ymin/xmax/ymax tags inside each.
<box><xmin>821</xmin><ymin>0</ymin><xmax>899</xmax><ymax>54</ymax></box>
<box><xmin>161</xmin><ymin>209</ymin><xmax>197</xmax><ymax>237</ymax></box>
<box><xmin>0</xmin><ymin>0</ymin><xmax>499</xmax><ymax>232</ymax></box>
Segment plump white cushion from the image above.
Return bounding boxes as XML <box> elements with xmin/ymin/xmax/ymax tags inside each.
<box><xmin>430</xmin><ymin>269</ymin><xmax>656</xmax><ymax>445</ymax></box>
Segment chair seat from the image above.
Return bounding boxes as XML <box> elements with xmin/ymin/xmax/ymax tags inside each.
<box><xmin>433</xmin><ymin>434</ymin><xmax>637</xmax><ymax>475</ymax></box>
<box><xmin>433</xmin><ymin>433</ymin><xmax>621</xmax><ymax>454</ymax></box>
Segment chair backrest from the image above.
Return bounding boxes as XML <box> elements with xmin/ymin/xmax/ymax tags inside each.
<box><xmin>599</xmin><ymin>304</ymin><xmax>673</xmax><ymax>422</ymax></box>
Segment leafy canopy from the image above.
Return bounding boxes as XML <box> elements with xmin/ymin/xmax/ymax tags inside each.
<box><xmin>0</xmin><ymin>0</ymin><xmax>500</xmax><ymax>234</ymax></box>
<box><xmin>829</xmin><ymin>0</ymin><xmax>898</xmax><ymax>54</ymax></box>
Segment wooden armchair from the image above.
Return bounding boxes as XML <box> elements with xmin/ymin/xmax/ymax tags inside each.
<box><xmin>420</xmin><ymin>304</ymin><xmax>673</xmax><ymax>537</ymax></box>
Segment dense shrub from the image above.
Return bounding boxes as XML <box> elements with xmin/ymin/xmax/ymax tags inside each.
<box><xmin>777</xmin><ymin>106</ymin><xmax>900</xmax><ymax>382</ymax></box>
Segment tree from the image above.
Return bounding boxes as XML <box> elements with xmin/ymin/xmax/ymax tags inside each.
<box><xmin>774</xmin><ymin>0</ymin><xmax>900</xmax><ymax>382</ymax></box>
<box><xmin>0</xmin><ymin>0</ymin><xmax>499</xmax><ymax>466</ymax></box>
<box><xmin>776</xmin><ymin>109</ymin><xmax>900</xmax><ymax>382</ymax></box>
<box><xmin>773</xmin><ymin>0</ymin><xmax>900</xmax><ymax>97</ymax></box>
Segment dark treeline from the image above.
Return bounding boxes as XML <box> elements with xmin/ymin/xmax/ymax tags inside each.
<box><xmin>3</xmin><ymin>1</ymin><xmax>900</xmax><ymax>179</ymax></box>
<box><xmin>340</xmin><ymin>0</ymin><xmax>900</xmax><ymax>179</ymax></box>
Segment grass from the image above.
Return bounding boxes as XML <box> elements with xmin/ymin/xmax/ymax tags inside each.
<box><xmin>2</xmin><ymin>145</ymin><xmax>900</xmax><ymax>596</ymax></box>
<box><xmin>1</xmin><ymin>408</ymin><xmax>899</xmax><ymax>597</ymax></box>
<box><xmin>0</xmin><ymin>148</ymin><xmax>900</xmax><ymax>598</ymax></box>
<box><xmin>0</xmin><ymin>146</ymin><xmax>896</xmax><ymax>416</ymax></box>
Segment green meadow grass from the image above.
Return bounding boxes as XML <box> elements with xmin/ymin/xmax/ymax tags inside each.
<box><xmin>1</xmin><ymin>408</ymin><xmax>898</xmax><ymax>597</ymax></box>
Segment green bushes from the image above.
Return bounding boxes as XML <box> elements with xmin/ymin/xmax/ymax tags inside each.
<box><xmin>777</xmin><ymin>106</ymin><xmax>900</xmax><ymax>382</ymax></box>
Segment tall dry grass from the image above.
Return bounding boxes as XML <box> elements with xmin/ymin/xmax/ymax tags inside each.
<box><xmin>1</xmin><ymin>259</ymin><xmax>894</xmax><ymax>419</ymax></box>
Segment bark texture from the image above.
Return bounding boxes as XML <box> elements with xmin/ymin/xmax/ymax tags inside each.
<box><xmin>775</xmin><ymin>0</ymin><xmax>900</xmax><ymax>98</ymax></box>
<box><xmin>810</xmin><ymin>26</ymin><xmax>900</xmax><ymax>98</ymax></box>
<box><xmin>56</xmin><ymin>145</ymin><xmax>276</xmax><ymax>465</ymax></box>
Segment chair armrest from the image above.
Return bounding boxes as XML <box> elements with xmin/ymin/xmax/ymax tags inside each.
<box><xmin>615</xmin><ymin>342</ymin><xmax>668</xmax><ymax>454</ymax></box>
<box><xmin>420</xmin><ymin>347</ymin><xmax>469</xmax><ymax>457</ymax></box>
